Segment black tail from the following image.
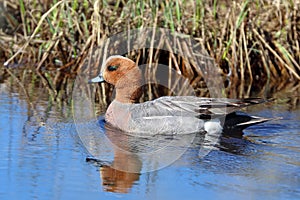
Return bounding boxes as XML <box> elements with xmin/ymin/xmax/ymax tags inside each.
<box><xmin>222</xmin><ymin>111</ymin><xmax>279</xmax><ymax>137</ymax></box>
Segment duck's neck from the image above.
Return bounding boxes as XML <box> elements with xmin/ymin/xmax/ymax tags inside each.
<box><xmin>115</xmin><ymin>84</ymin><xmax>142</xmax><ymax>103</ymax></box>
<box><xmin>114</xmin><ymin>69</ymin><xmax>142</xmax><ymax>103</ymax></box>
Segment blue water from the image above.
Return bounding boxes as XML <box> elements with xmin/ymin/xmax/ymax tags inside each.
<box><xmin>1</xmin><ymin>86</ymin><xmax>300</xmax><ymax>200</ymax></box>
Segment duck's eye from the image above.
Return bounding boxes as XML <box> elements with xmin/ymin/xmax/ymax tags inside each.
<box><xmin>107</xmin><ymin>65</ymin><xmax>119</xmax><ymax>71</ymax></box>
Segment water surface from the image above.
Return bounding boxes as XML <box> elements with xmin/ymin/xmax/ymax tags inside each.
<box><xmin>1</xmin><ymin>83</ymin><xmax>300</xmax><ymax>200</ymax></box>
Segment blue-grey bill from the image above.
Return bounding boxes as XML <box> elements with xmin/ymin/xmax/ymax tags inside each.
<box><xmin>88</xmin><ymin>74</ymin><xmax>104</xmax><ymax>83</ymax></box>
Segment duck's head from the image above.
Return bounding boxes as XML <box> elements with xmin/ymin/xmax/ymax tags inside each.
<box><xmin>89</xmin><ymin>55</ymin><xmax>140</xmax><ymax>87</ymax></box>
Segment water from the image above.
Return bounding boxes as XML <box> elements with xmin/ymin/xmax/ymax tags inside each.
<box><xmin>1</xmin><ymin>83</ymin><xmax>300</xmax><ymax>200</ymax></box>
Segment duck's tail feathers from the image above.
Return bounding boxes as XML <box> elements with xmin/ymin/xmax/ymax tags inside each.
<box><xmin>222</xmin><ymin>112</ymin><xmax>281</xmax><ymax>137</ymax></box>
<box><xmin>234</xmin><ymin>116</ymin><xmax>281</xmax><ymax>129</ymax></box>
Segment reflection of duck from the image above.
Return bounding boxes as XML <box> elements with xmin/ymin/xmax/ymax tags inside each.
<box><xmin>94</xmin><ymin>121</ymin><xmax>197</xmax><ymax>193</ymax></box>
<box><xmin>100</xmin><ymin>154</ymin><xmax>140</xmax><ymax>193</ymax></box>
<box><xmin>99</xmin><ymin>123</ymin><xmax>142</xmax><ymax>193</ymax></box>
<box><xmin>100</xmin><ymin>165</ymin><xmax>140</xmax><ymax>193</ymax></box>
<box><xmin>89</xmin><ymin>55</ymin><xmax>274</xmax><ymax>136</ymax></box>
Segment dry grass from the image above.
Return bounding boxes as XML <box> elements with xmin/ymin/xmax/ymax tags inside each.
<box><xmin>0</xmin><ymin>0</ymin><xmax>299</xmax><ymax>102</ymax></box>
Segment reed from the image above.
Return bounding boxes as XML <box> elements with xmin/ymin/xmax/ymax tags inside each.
<box><xmin>0</xmin><ymin>0</ymin><xmax>299</xmax><ymax>101</ymax></box>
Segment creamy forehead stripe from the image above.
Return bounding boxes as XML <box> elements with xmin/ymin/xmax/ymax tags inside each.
<box><xmin>105</xmin><ymin>55</ymin><xmax>134</xmax><ymax>63</ymax></box>
<box><xmin>101</xmin><ymin>55</ymin><xmax>134</xmax><ymax>73</ymax></box>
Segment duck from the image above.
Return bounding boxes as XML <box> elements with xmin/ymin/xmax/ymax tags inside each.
<box><xmin>89</xmin><ymin>55</ymin><xmax>274</xmax><ymax>136</ymax></box>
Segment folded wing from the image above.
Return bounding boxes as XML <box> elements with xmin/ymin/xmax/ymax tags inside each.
<box><xmin>130</xmin><ymin>96</ymin><xmax>270</xmax><ymax>119</ymax></box>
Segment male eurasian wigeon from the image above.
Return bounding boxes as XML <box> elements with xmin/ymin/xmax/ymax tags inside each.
<box><xmin>89</xmin><ymin>55</ymin><xmax>273</xmax><ymax>136</ymax></box>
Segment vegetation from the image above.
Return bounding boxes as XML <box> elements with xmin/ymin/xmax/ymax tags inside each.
<box><xmin>0</xmin><ymin>0</ymin><xmax>299</xmax><ymax>102</ymax></box>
